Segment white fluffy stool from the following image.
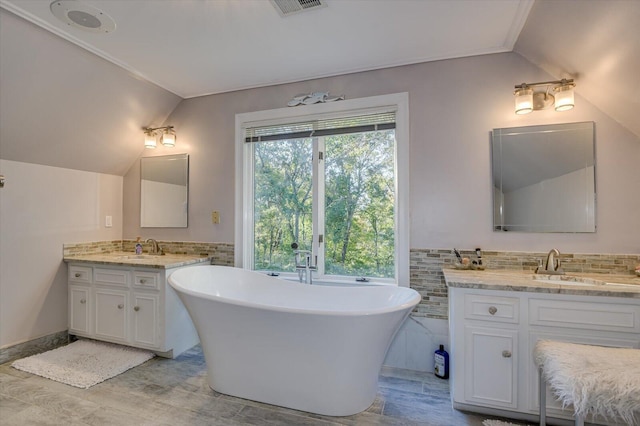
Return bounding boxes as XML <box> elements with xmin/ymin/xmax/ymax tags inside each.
<box><xmin>534</xmin><ymin>340</ymin><xmax>640</xmax><ymax>426</ymax></box>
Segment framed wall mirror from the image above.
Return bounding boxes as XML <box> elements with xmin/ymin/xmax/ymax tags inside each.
<box><xmin>141</xmin><ymin>154</ymin><xmax>189</xmax><ymax>228</ymax></box>
<box><xmin>491</xmin><ymin>122</ymin><xmax>595</xmax><ymax>233</ymax></box>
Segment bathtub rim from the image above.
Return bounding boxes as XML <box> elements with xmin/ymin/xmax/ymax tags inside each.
<box><xmin>169</xmin><ymin>265</ymin><xmax>420</xmax><ymax>317</ymax></box>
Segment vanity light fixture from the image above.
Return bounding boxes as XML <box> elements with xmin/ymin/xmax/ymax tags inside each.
<box><xmin>514</xmin><ymin>79</ymin><xmax>575</xmax><ymax>114</ymax></box>
<box><xmin>142</xmin><ymin>126</ymin><xmax>176</xmax><ymax>149</ymax></box>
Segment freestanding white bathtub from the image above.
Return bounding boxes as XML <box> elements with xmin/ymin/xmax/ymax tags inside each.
<box><xmin>168</xmin><ymin>265</ymin><xmax>420</xmax><ymax>416</ymax></box>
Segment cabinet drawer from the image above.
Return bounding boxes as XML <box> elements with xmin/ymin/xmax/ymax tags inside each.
<box><xmin>69</xmin><ymin>266</ymin><xmax>92</xmax><ymax>283</ymax></box>
<box><xmin>94</xmin><ymin>268</ymin><xmax>129</xmax><ymax>287</ymax></box>
<box><xmin>464</xmin><ymin>294</ymin><xmax>519</xmax><ymax>324</ymax></box>
<box><xmin>529</xmin><ymin>298</ymin><xmax>640</xmax><ymax>333</ymax></box>
<box><xmin>133</xmin><ymin>272</ymin><xmax>160</xmax><ymax>290</ymax></box>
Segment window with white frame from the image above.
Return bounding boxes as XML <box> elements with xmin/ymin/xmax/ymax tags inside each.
<box><xmin>235</xmin><ymin>93</ymin><xmax>409</xmax><ymax>286</ymax></box>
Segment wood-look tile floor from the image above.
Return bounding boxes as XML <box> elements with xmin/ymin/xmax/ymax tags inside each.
<box><xmin>0</xmin><ymin>345</ymin><xmax>517</xmax><ymax>425</ymax></box>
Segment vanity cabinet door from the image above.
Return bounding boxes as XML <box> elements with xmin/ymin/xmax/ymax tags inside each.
<box><xmin>131</xmin><ymin>292</ymin><xmax>160</xmax><ymax>349</ymax></box>
<box><xmin>94</xmin><ymin>288</ymin><xmax>128</xmax><ymax>343</ymax></box>
<box><xmin>463</xmin><ymin>326</ymin><xmax>518</xmax><ymax>409</ymax></box>
<box><xmin>69</xmin><ymin>285</ymin><xmax>90</xmax><ymax>335</ymax></box>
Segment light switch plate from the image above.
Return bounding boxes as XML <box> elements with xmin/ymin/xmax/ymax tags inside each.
<box><xmin>105</xmin><ymin>215</ymin><xmax>113</xmax><ymax>227</ymax></box>
<box><xmin>212</xmin><ymin>211</ymin><xmax>220</xmax><ymax>224</ymax></box>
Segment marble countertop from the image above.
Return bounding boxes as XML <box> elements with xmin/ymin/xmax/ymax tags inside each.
<box><xmin>443</xmin><ymin>269</ymin><xmax>640</xmax><ymax>298</ymax></box>
<box><xmin>63</xmin><ymin>252</ymin><xmax>212</xmax><ymax>269</ymax></box>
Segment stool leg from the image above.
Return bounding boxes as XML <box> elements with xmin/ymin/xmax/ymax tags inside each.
<box><xmin>539</xmin><ymin>367</ymin><xmax>546</xmax><ymax>426</ymax></box>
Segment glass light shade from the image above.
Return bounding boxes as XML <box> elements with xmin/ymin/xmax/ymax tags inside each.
<box><xmin>161</xmin><ymin>128</ymin><xmax>176</xmax><ymax>147</ymax></box>
<box><xmin>514</xmin><ymin>87</ymin><xmax>533</xmax><ymax>114</ymax></box>
<box><xmin>554</xmin><ymin>85</ymin><xmax>575</xmax><ymax>111</ymax></box>
<box><xmin>144</xmin><ymin>131</ymin><xmax>157</xmax><ymax>149</ymax></box>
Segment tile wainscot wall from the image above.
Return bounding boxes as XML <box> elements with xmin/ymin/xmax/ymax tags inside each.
<box><xmin>5</xmin><ymin>241</ymin><xmax>636</xmax><ymax>372</ymax></box>
<box><xmin>392</xmin><ymin>249</ymin><xmax>639</xmax><ymax>371</ymax></box>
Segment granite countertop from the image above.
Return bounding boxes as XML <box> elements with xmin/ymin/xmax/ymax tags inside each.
<box><xmin>443</xmin><ymin>269</ymin><xmax>640</xmax><ymax>299</ymax></box>
<box><xmin>63</xmin><ymin>252</ymin><xmax>212</xmax><ymax>269</ymax></box>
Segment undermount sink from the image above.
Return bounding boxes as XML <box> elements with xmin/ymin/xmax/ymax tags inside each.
<box><xmin>533</xmin><ymin>275</ymin><xmax>606</xmax><ymax>286</ymax></box>
<box><xmin>533</xmin><ymin>275</ymin><xmax>637</xmax><ymax>288</ymax></box>
<box><xmin>115</xmin><ymin>254</ymin><xmax>164</xmax><ymax>260</ymax></box>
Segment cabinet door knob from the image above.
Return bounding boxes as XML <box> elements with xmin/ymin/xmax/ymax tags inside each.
<box><xmin>75</xmin><ymin>273</ymin><xmax>81</xmax><ymax>278</ymax></box>
<box><xmin>488</xmin><ymin>306</ymin><xmax>497</xmax><ymax>315</ymax></box>
<box><xmin>134</xmin><ymin>306</ymin><xmax>140</xmax><ymax>312</ymax></box>
<box><xmin>117</xmin><ymin>304</ymin><xmax>124</xmax><ymax>309</ymax></box>
<box><xmin>80</xmin><ymin>299</ymin><xmax>86</xmax><ymax>304</ymax></box>
<box><xmin>140</xmin><ymin>279</ymin><xmax>147</xmax><ymax>284</ymax></box>
<box><xmin>502</xmin><ymin>350</ymin><xmax>512</xmax><ymax>358</ymax></box>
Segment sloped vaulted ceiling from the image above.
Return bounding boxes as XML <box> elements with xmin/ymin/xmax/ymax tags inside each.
<box><xmin>0</xmin><ymin>0</ymin><xmax>535</xmax><ymax>176</ymax></box>
<box><xmin>1</xmin><ymin>0</ymin><xmax>534</xmax><ymax>98</ymax></box>
<box><xmin>0</xmin><ymin>9</ymin><xmax>181</xmax><ymax>176</ymax></box>
<box><xmin>515</xmin><ymin>0</ymin><xmax>640</xmax><ymax>139</ymax></box>
<box><xmin>1</xmin><ymin>0</ymin><xmax>638</xmax><ymax>178</ymax></box>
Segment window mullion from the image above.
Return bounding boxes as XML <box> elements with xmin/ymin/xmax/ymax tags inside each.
<box><xmin>243</xmin><ymin>141</ymin><xmax>256</xmax><ymax>270</ymax></box>
<box><xmin>313</xmin><ymin>137</ymin><xmax>326</xmax><ymax>278</ymax></box>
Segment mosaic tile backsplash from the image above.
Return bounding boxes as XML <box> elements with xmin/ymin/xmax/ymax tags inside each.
<box><xmin>63</xmin><ymin>241</ymin><xmax>638</xmax><ymax>320</ymax></box>
<box><xmin>63</xmin><ymin>240</ymin><xmax>234</xmax><ymax>266</ymax></box>
<box><xmin>410</xmin><ymin>249</ymin><xmax>640</xmax><ymax>319</ymax></box>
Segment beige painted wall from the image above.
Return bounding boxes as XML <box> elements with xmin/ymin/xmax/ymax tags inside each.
<box><xmin>0</xmin><ymin>160</ymin><xmax>123</xmax><ymax>348</ymax></box>
<box><xmin>0</xmin><ymin>9</ymin><xmax>181</xmax><ymax>348</ymax></box>
<box><xmin>0</xmin><ymin>9</ymin><xmax>182</xmax><ymax>176</ymax></box>
<box><xmin>123</xmin><ymin>52</ymin><xmax>640</xmax><ymax>255</ymax></box>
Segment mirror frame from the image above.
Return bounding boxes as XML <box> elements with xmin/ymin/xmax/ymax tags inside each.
<box><xmin>140</xmin><ymin>153</ymin><xmax>189</xmax><ymax>228</ymax></box>
<box><xmin>491</xmin><ymin>121</ymin><xmax>596</xmax><ymax>233</ymax></box>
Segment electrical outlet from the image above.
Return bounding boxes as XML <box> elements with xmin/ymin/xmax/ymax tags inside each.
<box><xmin>211</xmin><ymin>211</ymin><xmax>220</xmax><ymax>224</ymax></box>
<box><xmin>105</xmin><ymin>215</ymin><xmax>112</xmax><ymax>227</ymax></box>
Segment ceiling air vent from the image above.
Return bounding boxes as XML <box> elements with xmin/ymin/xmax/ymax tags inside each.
<box><xmin>270</xmin><ymin>0</ymin><xmax>326</xmax><ymax>17</ymax></box>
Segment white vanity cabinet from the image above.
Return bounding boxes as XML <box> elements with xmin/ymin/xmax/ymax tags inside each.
<box><xmin>459</xmin><ymin>293</ymin><xmax>520</xmax><ymax>410</ymax></box>
<box><xmin>449</xmin><ymin>286</ymin><xmax>640</xmax><ymax>423</ymax></box>
<box><xmin>68</xmin><ymin>265</ymin><xmax>92</xmax><ymax>335</ymax></box>
<box><xmin>68</xmin><ymin>263</ymin><xmax>198</xmax><ymax>358</ymax></box>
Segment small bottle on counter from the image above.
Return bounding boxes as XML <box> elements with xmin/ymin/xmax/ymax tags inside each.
<box><xmin>135</xmin><ymin>237</ymin><xmax>143</xmax><ymax>255</ymax></box>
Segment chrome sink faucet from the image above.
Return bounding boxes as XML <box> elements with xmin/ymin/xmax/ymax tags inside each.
<box><xmin>536</xmin><ymin>248</ymin><xmax>564</xmax><ymax>275</ymax></box>
<box><xmin>145</xmin><ymin>238</ymin><xmax>163</xmax><ymax>255</ymax></box>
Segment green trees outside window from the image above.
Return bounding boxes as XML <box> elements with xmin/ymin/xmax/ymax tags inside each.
<box><xmin>252</xmin><ymin>130</ymin><xmax>395</xmax><ymax>279</ymax></box>
<box><xmin>253</xmin><ymin>138</ymin><xmax>312</xmax><ymax>272</ymax></box>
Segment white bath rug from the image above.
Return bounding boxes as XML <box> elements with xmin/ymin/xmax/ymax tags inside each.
<box><xmin>11</xmin><ymin>339</ymin><xmax>154</xmax><ymax>389</ymax></box>
<box><xmin>482</xmin><ymin>420</ymin><xmax>531</xmax><ymax>426</ymax></box>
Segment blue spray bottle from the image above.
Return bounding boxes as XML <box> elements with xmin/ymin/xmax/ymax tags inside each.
<box><xmin>434</xmin><ymin>344</ymin><xmax>449</xmax><ymax>379</ymax></box>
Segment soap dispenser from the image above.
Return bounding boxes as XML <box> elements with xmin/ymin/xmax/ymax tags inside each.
<box><xmin>135</xmin><ymin>237</ymin><xmax>143</xmax><ymax>255</ymax></box>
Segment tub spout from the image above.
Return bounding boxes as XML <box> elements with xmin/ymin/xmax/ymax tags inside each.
<box><xmin>292</xmin><ymin>244</ymin><xmax>316</xmax><ymax>284</ymax></box>
<box><xmin>301</xmin><ymin>265</ymin><xmax>317</xmax><ymax>284</ymax></box>
<box><xmin>295</xmin><ymin>254</ymin><xmax>316</xmax><ymax>284</ymax></box>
